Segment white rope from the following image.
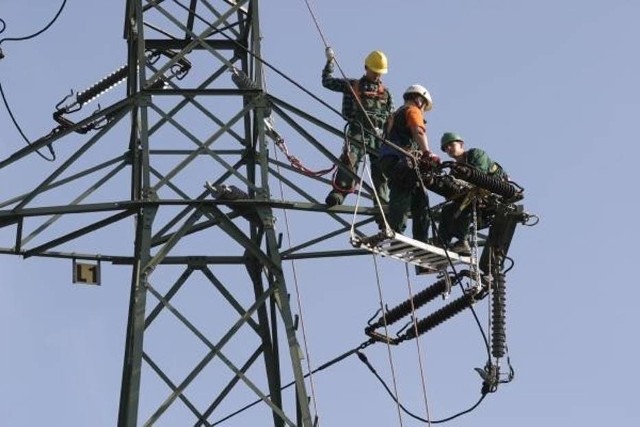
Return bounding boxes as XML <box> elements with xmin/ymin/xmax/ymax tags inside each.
<box><xmin>268</xmin><ymin>101</ymin><xmax>322</xmax><ymax>422</ymax></box>
<box><xmin>371</xmin><ymin>254</ymin><xmax>406</xmax><ymax>426</ymax></box>
<box><xmin>367</xmin><ymin>150</ymin><xmax>391</xmax><ymax>231</ymax></box>
<box><xmin>403</xmin><ymin>263</ymin><xmax>433</xmax><ymax>426</ymax></box>
<box><xmin>299</xmin><ymin>4</ymin><xmax>407</xmax><ymax>425</ymax></box>
<box><xmin>349</xmin><ymin>143</ymin><xmax>369</xmax><ymax>239</ymax></box>
<box><xmin>350</xmin><ymin>152</ymin><xmax>390</xmax><ymax>239</ymax></box>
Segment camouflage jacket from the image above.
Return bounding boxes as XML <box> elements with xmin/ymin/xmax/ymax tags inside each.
<box><xmin>322</xmin><ymin>61</ymin><xmax>393</xmax><ymax>134</ymax></box>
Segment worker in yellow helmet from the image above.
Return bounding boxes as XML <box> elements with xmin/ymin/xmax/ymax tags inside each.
<box><xmin>322</xmin><ymin>48</ymin><xmax>394</xmax><ymax>208</ymax></box>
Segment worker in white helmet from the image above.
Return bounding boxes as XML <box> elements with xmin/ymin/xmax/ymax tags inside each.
<box><xmin>379</xmin><ymin>84</ymin><xmax>439</xmax><ymax>243</ymax></box>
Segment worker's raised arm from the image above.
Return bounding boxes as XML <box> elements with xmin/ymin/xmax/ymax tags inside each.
<box><xmin>321</xmin><ymin>47</ymin><xmax>350</xmax><ymax>92</ymax></box>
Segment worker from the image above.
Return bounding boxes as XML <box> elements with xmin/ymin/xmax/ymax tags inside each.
<box><xmin>322</xmin><ymin>48</ymin><xmax>393</xmax><ymax>207</ymax></box>
<box><xmin>437</xmin><ymin>132</ymin><xmax>508</xmax><ymax>255</ymax></box>
<box><xmin>379</xmin><ymin>84</ymin><xmax>439</xmax><ymax>242</ymax></box>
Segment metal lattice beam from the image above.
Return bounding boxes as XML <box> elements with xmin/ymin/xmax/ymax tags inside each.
<box><xmin>0</xmin><ymin>1</ymin><xmax>386</xmax><ymax>425</ymax></box>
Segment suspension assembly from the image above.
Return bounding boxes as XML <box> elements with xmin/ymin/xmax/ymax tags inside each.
<box><xmin>423</xmin><ymin>174</ymin><xmax>471</xmax><ymax>199</ymax></box>
<box><xmin>450</xmin><ymin>164</ymin><xmax>522</xmax><ymax>200</ymax></box>
<box><xmin>365</xmin><ymin>275</ymin><xmax>452</xmax><ymax>341</ymax></box>
<box><xmin>53</xmin><ymin>49</ymin><xmax>192</xmax><ymax>134</ymax></box>
<box><xmin>395</xmin><ymin>290</ymin><xmax>480</xmax><ymax>344</ymax></box>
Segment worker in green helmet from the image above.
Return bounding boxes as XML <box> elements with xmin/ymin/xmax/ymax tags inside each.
<box><xmin>322</xmin><ymin>48</ymin><xmax>394</xmax><ymax>208</ymax></box>
<box><xmin>437</xmin><ymin>132</ymin><xmax>507</xmax><ymax>255</ymax></box>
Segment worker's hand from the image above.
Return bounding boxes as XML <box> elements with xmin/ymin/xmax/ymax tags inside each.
<box><xmin>420</xmin><ymin>151</ymin><xmax>441</xmax><ymax>165</ymax></box>
<box><xmin>325</xmin><ymin>47</ymin><xmax>335</xmax><ymax>63</ymax></box>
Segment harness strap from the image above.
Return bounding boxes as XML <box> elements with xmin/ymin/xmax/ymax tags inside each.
<box><xmin>350</xmin><ymin>78</ymin><xmax>387</xmax><ymax>104</ymax></box>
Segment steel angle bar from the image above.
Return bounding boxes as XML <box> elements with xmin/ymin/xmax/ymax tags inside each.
<box><xmin>175</xmin><ymin>0</ymin><xmax>242</xmax><ymax>39</ymax></box>
<box><xmin>144</xmin><ymin>38</ymin><xmax>237</xmax><ymax>52</ymax></box>
<box><xmin>149</xmin><ymin>190</ymin><xmax>211</xmax><ymax>244</ymax></box>
<box><xmin>142</xmin><ymin>352</ymin><xmax>211</xmax><ymax>426</ymax></box>
<box><xmin>147</xmin><ymin>103</ymin><xmax>256</xmax><ymax>192</ymax></box>
<box><xmin>22</xmin><ymin>209</ymin><xmax>136</xmax><ymax>258</ymax></box>
<box><xmin>280</xmin><ymin>214</ymin><xmax>375</xmax><ymax>258</ymax></box>
<box><xmin>146</xmin><ymin>0</ymin><xmax>249</xmax><ymax>77</ymax></box>
<box><xmin>1</xmin><ymin>201</ymin><xmax>138</xmax><ymax>220</ymax></box>
<box><xmin>200</xmin><ymin>203</ymin><xmax>280</xmax><ymax>273</ymax></box>
<box><xmin>150</xmin><ymin>213</ymin><xmax>237</xmax><ymax>248</ymax></box>
<box><xmin>196</xmin><ymin>347</ymin><xmax>263</xmax><ymax>426</ymax></box>
<box><xmin>144</xmin><ymin>199</ymin><xmax>212</xmax><ymax>272</ymax></box>
<box><xmin>0</xmin><ymin>247</ymin><xmax>121</xmax><ymax>261</ymax></box>
<box><xmin>143</xmin><ymin>281</ymin><xmax>295</xmax><ymax>426</ymax></box>
<box><xmin>149</xmin><ymin>164</ymin><xmax>242</xmax><ymax>243</ymax></box>
<box><xmin>200</xmin><ymin>266</ymin><xmax>261</xmax><ymax>333</ymax></box>
<box><xmin>0</xmin><ymin>154</ymin><xmax>128</xmax><ymax>210</ymax></box>
<box><xmin>267</xmin><ymin>95</ymin><xmax>343</xmax><ymax>137</ymax></box>
<box><xmin>145</xmin><ymin>267</ymin><xmax>195</xmax><ymax>328</ymax></box>
<box><xmin>142</xmin><ymin>0</ymin><xmax>168</xmax><ymax>12</ymax></box>
<box><xmin>21</xmin><ymin>162</ymin><xmax>129</xmax><ymax>247</ymax></box>
<box><xmin>147</xmin><ymin>64</ymin><xmax>245</xmax><ymax>142</ymax></box>
<box><xmin>0</xmin><ymin>98</ymin><xmax>133</xmax><ymax>169</ymax></box>
<box><xmin>11</xmin><ymin>107</ymin><xmax>131</xmax><ymax>210</ymax></box>
<box><xmin>282</xmin><ymin>248</ymin><xmax>371</xmax><ymax>261</ymax></box>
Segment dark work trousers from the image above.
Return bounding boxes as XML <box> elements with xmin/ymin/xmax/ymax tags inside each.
<box><xmin>438</xmin><ymin>198</ymin><xmax>493</xmax><ymax>244</ymax></box>
<box><xmin>379</xmin><ymin>156</ymin><xmax>429</xmax><ymax>242</ymax></box>
<box><xmin>328</xmin><ymin>131</ymin><xmax>389</xmax><ymax>205</ymax></box>
<box><xmin>438</xmin><ymin>201</ymin><xmax>471</xmax><ymax>244</ymax></box>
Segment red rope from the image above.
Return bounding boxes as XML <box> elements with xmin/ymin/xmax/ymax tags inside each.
<box><xmin>274</xmin><ymin>138</ymin><xmax>336</xmax><ymax>177</ymax></box>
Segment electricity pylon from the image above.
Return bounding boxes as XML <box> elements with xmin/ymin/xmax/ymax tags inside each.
<box><xmin>0</xmin><ymin>0</ymin><xmax>381</xmax><ymax>425</ymax></box>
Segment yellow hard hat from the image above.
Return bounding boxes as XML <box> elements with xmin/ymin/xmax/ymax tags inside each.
<box><xmin>364</xmin><ymin>50</ymin><xmax>388</xmax><ymax>74</ymax></box>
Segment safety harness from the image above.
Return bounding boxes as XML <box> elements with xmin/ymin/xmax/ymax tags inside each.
<box><xmin>331</xmin><ymin>78</ymin><xmax>390</xmax><ymax>194</ymax></box>
<box><xmin>350</xmin><ymin>78</ymin><xmax>387</xmax><ymax>104</ymax></box>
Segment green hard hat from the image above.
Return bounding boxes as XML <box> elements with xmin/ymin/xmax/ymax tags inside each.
<box><xmin>440</xmin><ymin>132</ymin><xmax>464</xmax><ymax>151</ymax></box>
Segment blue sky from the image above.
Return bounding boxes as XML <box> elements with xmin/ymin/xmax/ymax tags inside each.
<box><xmin>1</xmin><ymin>1</ymin><xmax>639</xmax><ymax>426</ymax></box>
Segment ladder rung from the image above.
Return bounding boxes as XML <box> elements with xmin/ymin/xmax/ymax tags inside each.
<box><xmin>353</xmin><ymin>231</ymin><xmax>472</xmax><ymax>271</ymax></box>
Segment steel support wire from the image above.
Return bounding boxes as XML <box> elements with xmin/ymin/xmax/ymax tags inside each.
<box><xmin>0</xmin><ymin>0</ymin><xmax>67</xmax><ymax>46</ymax></box>
<box><xmin>356</xmin><ymin>350</ymin><xmax>488</xmax><ymax>424</ymax></box>
<box><xmin>209</xmin><ymin>340</ymin><xmax>372</xmax><ymax>426</ymax></box>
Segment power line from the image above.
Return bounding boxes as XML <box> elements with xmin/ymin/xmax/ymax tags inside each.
<box><xmin>357</xmin><ymin>351</ymin><xmax>488</xmax><ymax>424</ymax></box>
<box><xmin>0</xmin><ymin>82</ymin><xmax>55</xmax><ymax>161</ymax></box>
<box><xmin>0</xmin><ymin>0</ymin><xmax>68</xmax><ymax>46</ymax></box>
<box><xmin>0</xmin><ymin>0</ymin><xmax>69</xmax><ymax>161</ymax></box>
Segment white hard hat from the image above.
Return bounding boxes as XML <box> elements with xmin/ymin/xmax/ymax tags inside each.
<box><xmin>403</xmin><ymin>84</ymin><xmax>433</xmax><ymax>111</ymax></box>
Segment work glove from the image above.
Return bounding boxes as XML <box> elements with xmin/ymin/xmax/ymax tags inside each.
<box><xmin>325</xmin><ymin>47</ymin><xmax>335</xmax><ymax>63</ymax></box>
<box><xmin>420</xmin><ymin>151</ymin><xmax>441</xmax><ymax>165</ymax></box>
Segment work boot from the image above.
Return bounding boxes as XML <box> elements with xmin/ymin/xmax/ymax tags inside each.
<box><xmin>374</xmin><ymin>213</ymin><xmax>387</xmax><ymax>231</ymax></box>
<box><xmin>325</xmin><ymin>191</ymin><xmax>345</xmax><ymax>207</ymax></box>
<box><xmin>449</xmin><ymin>239</ymin><xmax>471</xmax><ymax>256</ymax></box>
<box><xmin>427</xmin><ymin>237</ymin><xmax>445</xmax><ymax>248</ymax></box>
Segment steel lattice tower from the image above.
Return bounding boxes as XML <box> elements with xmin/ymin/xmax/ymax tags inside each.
<box><xmin>0</xmin><ymin>1</ymin><xmax>382</xmax><ymax>425</ymax></box>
